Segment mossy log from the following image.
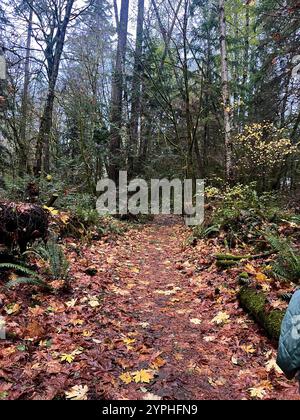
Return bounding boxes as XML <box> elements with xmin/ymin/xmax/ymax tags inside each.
<box><xmin>216</xmin><ymin>259</ymin><xmax>239</xmax><ymax>269</ymax></box>
<box><xmin>215</xmin><ymin>251</ymin><xmax>274</xmax><ymax>262</ymax></box>
<box><xmin>238</xmin><ymin>286</ymin><xmax>285</xmax><ymax>340</ymax></box>
<box><xmin>215</xmin><ymin>253</ymin><xmax>251</xmax><ymax>261</ymax></box>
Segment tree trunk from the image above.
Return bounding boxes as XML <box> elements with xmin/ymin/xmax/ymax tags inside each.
<box><xmin>19</xmin><ymin>5</ymin><xmax>33</xmax><ymax>175</ymax></box>
<box><xmin>219</xmin><ymin>0</ymin><xmax>232</xmax><ymax>182</ymax></box>
<box><xmin>34</xmin><ymin>0</ymin><xmax>75</xmax><ymax>176</ymax></box>
<box><xmin>108</xmin><ymin>0</ymin><xmax>129</xmax><ymax>184</ymax></box>
<box><xmin>128</xmin><ymin>0</ymin><xmax>144</xmax><ymax>178</ymax></box>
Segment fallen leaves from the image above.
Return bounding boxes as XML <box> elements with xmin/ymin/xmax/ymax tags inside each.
<box><xmin>249</xmin><ymin>385</ymin><xmax>266</xmax><ymax>399</ymax></box>
<box><xmin>190</xmin><ymin>318</ymin><xmax>202</xmax><ymax>325</ymax></box>
<box><xmin>120</xmin><ymin>369</ymin><xmax>155</xmax><ymax>384</ymax></box>
<box><xmin>0</xmin><ymin>217</ymin><xmax>297</xmax><ymax>401</ymax></box>
<box><xmin>65</xmin><ymin>385</ymin><xmax>89</xmax><ymax>400</ymax></box>
<box><xmin>241</xmin><ymin>344</ymin><xmax>256</xmax><ymax>354</ymax></box>
<box><xmin>132</xmin><ymin>369</ymin><xmax>155</xmax><ymax>383</ymax></box>
<box><xmin>88</xmin><ymin>297</ymin><xmax>100</xmax><ymax>308</ymax></box>
<box><xmin>60</xmin><ymin>349</ymin><xmax>83</xmax><ymax>364</ymax></box>
<box><xmin>5</xmin><ymin>303</ymin><xmax>21</xmax><ymax>315</ymax></box>
<box><xmin>150</xmin><ymin>356</ymin><xmax>166</xmax><ymax>370</ymax></box>
<box><xmin>249</xmin><ymin>381</ymin><xmax>273</xmax><ymax>400</ymax></box>
<box><xmin>265</xmin><ymin>359</ymin><xmax>283</xmax><ymax>374</ymax></box>
<box><xmin>211</xmin><ymin>311</ymin><xmax>230</xmax><ymax>325</ymax></box>
<box><xmin>60</xmin><ymin>353</ymin><xmax>75</xmax><ymax>364</ymax></box>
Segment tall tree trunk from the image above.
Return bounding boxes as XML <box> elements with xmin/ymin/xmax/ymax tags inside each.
<box><xmin>242</xmin><ymin>2</ymin><xmax>250</xmax><ymax>122</ymax></box>
<box><xmin>34</xmin><ymin>0</ymin><xmax>75</xmax><ymax>176</ymax></box>
<box><xmin>219</xmin><ymin>0</ymin><xmax>232</xmax><ymax>182</ymax></box>
<box><xmin>182</xmin><ymin>0</ymin><xmax>194</xmax><ymax>180</ymax></box>
<box><xmin>19</xmin><ymin>5</ymin><xmax>33</xmax><ymax>175</ymax></box>
<box><xmin>128</xmin><ymin>0</ymin><xmax>144</xmax><ymax>178</ymax></box>
<box><xmin>0</xmin><ymin>46</ymin><xmax>6</xmax><ymax>110</ymax></box>
<box><xmin>108</xmin><ymin>0</ymin><xmax>129</xmax><ymax>183</ymax></box>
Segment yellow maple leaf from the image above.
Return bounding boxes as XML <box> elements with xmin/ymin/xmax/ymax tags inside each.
<box><xmin>132</xmin><ymin>369</ymin><xmax>155</xmax><ymax>383</ymax></box>
<box><xmin>65</xmin><ymin>385</ymin><xmax>89</xmax><ymax>400</ymax></box>
<box><xmin>123</xmin><ymin>337</ymin><xmax>136</xmax><ymax>345</ymax></box>
<box><xmin>244</xmin><ymin>263</ymin><xmax>256</xmax><ymax>274</ymax></box>
<box><xmin>60</xmin><ymin>353</ymin><xmax>75</xmax><ymax>364</ymax></box>
<box><xmin>249</xmin><ymin>386</ymin><xmax>266</xmax><ymax>399</ymax></box>
<box><xmin>211</xmin><ymin>311</ymin><xmax>230</xmax><ymax>325</ymax></box>
<box><xmin>256</xmin><ymin>272</ymin><xmax>268</xmax><ymax>282</ymax></box>
<box><xmin>119</xmin><ymin>372</ymin><xmax>132</xmax><ymax>384</ymax></box>
<box><xmin>190</xmin><ymin>318</ymin><xmax>202</xmax><ymax>325</ymax></box>
<box><xmin>241</xmin><ymin>344</ymin><xmax>256</xmax><ymax>354</ymax></box>
<box><xmin>60</xmin><ymin>214</ymin><xmax>70</xmax><ymax>225</ymax></box>
<box><xmin>43</xmin><ymin>206</ymin><xmax>59</xmax><ymax>216</ymax></box>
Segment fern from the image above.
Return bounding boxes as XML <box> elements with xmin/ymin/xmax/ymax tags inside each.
<box><xmin>0</xmin><ymin>262</ymin><xmax>50</xmax><ymax>289</ymax></box>
<box><xmin>6</xmin><ymin>277</ymin><xmax>49</xmax><ymax>289</ymax></box>
<box><xmin>27</xmin><ymin>239</ymin><xmax>69</xmax><ymax>280</ymax></box>
<box><xmin>266</xmin><ymin>234</ymin><xmax>300</xmax><ymax>283</ymax></box>
<box><xmin>0</xmin><ymin>263</ymin><xmax>40</xmax><ymax>278</ymax></box>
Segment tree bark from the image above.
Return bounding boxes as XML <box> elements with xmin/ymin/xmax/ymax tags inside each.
<box><xmin>33</xmin><ymin>0</ymin><xmax>75</xmax><ymax>176</ymax></box>
<box><xmin>108</xmin><ymin>0</ymin><xmax>129</xmax><ymax>183</ymax></box>
<box><xmin>219</xmin><ymin>0</ymin><xmax>233</xmax><ymax>182</ymax></box>
<box><xmin>19</xmin><ymin>5</ymin><xmax>33</xmax><ymax>175</ymax></box>
<box><xmin>128</xmin><ymin>0</ymin><xmax>144</xmax><ymax>178</ymax></box>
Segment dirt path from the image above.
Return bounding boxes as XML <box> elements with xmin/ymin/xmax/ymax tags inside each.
<box><xmin>1</xmin><ymin>216</ymin><xmax>299</xmax><ymax>400</ymax></box>
<box><xmin>74</xmin><ymin>215</ymin><xmax>298</xmax><ymax>400</ymax></box>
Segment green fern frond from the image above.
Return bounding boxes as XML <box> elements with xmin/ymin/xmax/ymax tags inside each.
<box><xmin>266</xmin><ymin>233</ymin><xmax>300</xmax><ymax>283</ymax></box>
<box><xmin>0</xmin><ymin>263</ymin><xmax>41</xmax><ymax>279</ymax></box>
<box><xmin>6</xmin><ymin>277</ymin><xmax>50</xmax><ymax>289</ymax></box>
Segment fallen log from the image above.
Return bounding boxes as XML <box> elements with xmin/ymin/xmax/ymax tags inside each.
<box><xmin>215</xmin><ymin>251</ymin><xmax>275</xmax><ymax>261</ymax></box>
<box><xmin>216</xmin><ymin>259</ymin><xmax>238</xmax><ymax>269</ymax></box>
<box><xmin>0</xmin><ymin>201</ymin><xmax>49</xmax><ymax>253</ymax></box>
<box><xmin>238</xmin><ymin>286</ymin><xmax>285</xmax><ymax>340</ymax></box>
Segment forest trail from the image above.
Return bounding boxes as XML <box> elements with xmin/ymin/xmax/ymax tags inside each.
<box><xmin>2</xmin><ymin>216</ymin><xmax>300</xmax><ymax>400</ymax></box>
<box><xmin>69</xmin><ymin>215</ymin><xmax>299</xmax><ymax>400</ymax></box>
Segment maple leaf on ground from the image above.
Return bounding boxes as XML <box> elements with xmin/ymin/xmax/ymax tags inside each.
<box><xmin>60</xmin><ymin>353</ymin><xmax>75</xmax><ymax>364</ymax></box>
<box><xmin>5</xmin><ymin>303</ymin><xmax>20</xmax><ymax>315</ymax></box>
<box><xmin>241</xmin><ymin>344</ymin><xmax>256</xmax><ymax>354</ymax></box>
<box><xmin>265</xmin><ymin>359</ymin><xmax>283</xmax><ymax>374</ymax></box>
<box><xmin>143</xmin><ymin>392</ymin><xmax>162</xmax><ymax>400</ymax></box>
<box><xmin>133</xmin><ymin>369</ymin><xmax>155</xmax><ymax>383</ymax></box>
<box><xmin>89</xmin><ymin>298</ymin><xmax>100</xmax><ymax>308</ymax></box>
<box><xmin>203</xmin><ymin>335</ymin><xmax>216</xmax><ymax>342</ymax></box>
<box><xmin>249</xmin><ymin>386</ymin><xmax>267</xmax><ymax>400</ymax></box>
<box><xmin>70</xmin><ymin>318</ymin><xmax>84</xmax><ymax>326</ymax></box>
<box><xmin>190</xmin><ymin>318</ymin><xmax>202</xmax><ymax>325</ymax></box>
<box><xmin>65</xmin><ymin>385</ymin><xmax>89</xmax><ymax>400</ymax></box>
<box><xmin>119</xmin><ymin>372</ymin><xmax>132</xmax><ymax>384</ymax></box>
<box><xmin>211</xmin><ymin>311</ymin><xmax>230</xmax><ymax>325</ymax></box>
<box><xmin>60</xmin><ymin>349</ymin><xmax>83</xmax><ymax>364</ymax></box>
<box><xmin>150</xmin><ymin>356</ymin><xmax>166</xmax><ymax>370</ymax></box>
<box><xmin>256</xmin><ymin>272</ymin><xmax>269</xmax><ymax>282</ymax></box>
<box><xmin>65</xmin><ymin>299</ymin><xmax>78</xmax><ymax>308</ymax></box>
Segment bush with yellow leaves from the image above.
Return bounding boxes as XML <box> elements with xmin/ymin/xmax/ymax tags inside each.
<box><xmin>233</xmin><ymin>122</ymin><xmax>299</xmax><ymax>189</ymax></box>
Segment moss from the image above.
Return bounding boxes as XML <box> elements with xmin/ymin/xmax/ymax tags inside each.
<box><xmin>239</xmin><ymin>272</ymin><xmax>249</xmax><ymax>279</ymax></box>
<box><xmin>215</xmin><ymin>253</ymin><xmax>250</xmax><ymax>261</ymax></box>
<box><xmin>238</xmin><ymin>286</ymin><xmax>285</xmax><ymax>340</ymax></box>
<box><xmin>216</xmin><ymin>260</ymin><xmax>238</xmax><ymax>269</ymax></box>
